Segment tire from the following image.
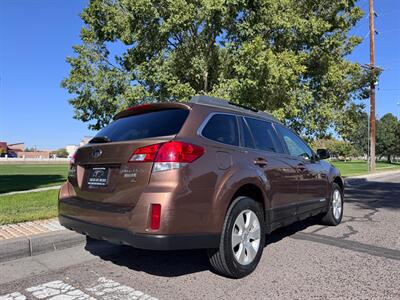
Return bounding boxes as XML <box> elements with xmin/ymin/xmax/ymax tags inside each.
<box><xmin>319</xmin><ymin>183</ymin><xmax>344</xmax><ymax>226</ymax></box>
<box><xmin>208</xmin><ymin>197</ymin><xmax>265</xmax><ymax>278</ymax></box>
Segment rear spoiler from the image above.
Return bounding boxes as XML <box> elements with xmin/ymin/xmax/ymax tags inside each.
<box><xmin>114</xmin><ymin>102</ymin><xmax>191</xmax><ymax>120</ymax></box>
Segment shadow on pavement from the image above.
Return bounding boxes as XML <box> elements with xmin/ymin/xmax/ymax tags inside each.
<box><xmin>84</xmin><ymin>237</ymin><xmax>211</xmax><ymax>277</ymax></box>
<box><xmin>345</xmin><ymin>179</ymin><xmax>400</xmax><ymax>210</ymax></box>
<box><xmin>84</xmin><ymin>219</ymin><xmax>319</xmax><ymax>277</ymax></box>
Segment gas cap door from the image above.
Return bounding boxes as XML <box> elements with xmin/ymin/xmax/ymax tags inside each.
<box><xmin>216</xmin><ymin>151</ymin><xmax>232</xmax><ymax>170</ymax></box>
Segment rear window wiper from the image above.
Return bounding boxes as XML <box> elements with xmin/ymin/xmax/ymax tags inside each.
<box><xmin>89</xmin><ymin>136</ymin><xmax>112</xmax><ymax>143</ymax></box>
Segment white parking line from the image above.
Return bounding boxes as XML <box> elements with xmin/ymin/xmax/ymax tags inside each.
<box><xmin>0</xmin><ymin>277</ymin><xmax>157</xmax><ymax>300</ymax></box>
<box><xmin>86</xmin><ymin>277</ymin><xmax>157</xmax><ymax>300</ymax></box>
<box><xmin>26</xmin><ymin>280</ymin><xmax>94</xmax><ymax>299</ymax></box>
<box><xmin>0</xmin><ymin>292</ymin><xmax>26</xmax><ymax>300</ymax></box>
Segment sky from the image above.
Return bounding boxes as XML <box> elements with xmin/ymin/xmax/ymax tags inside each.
<box><xmin>0</xmin><ymin>0</ymin><xmax>399</xmax><ymax>150</ymax></box>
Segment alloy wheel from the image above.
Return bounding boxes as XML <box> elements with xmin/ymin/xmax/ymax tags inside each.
<box><xmin>332</xmin><ymin>189</ymin><xmax>342</xmax><ymax>220</ymax></box>
<box><xmin>231</xmin><ymin>210</ymin><xmax>261</xmax><ymax>265</ymax></box>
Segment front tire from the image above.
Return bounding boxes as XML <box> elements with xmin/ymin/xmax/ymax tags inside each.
<box><xmin>208</xmin><ymin>197</ymin><xmax>265</xmax><ymax>278</ymax></box>
<box><xmin>319</xmin><ymin>183</ymin><xmax>344</xmax><ymax>226</ymax></box>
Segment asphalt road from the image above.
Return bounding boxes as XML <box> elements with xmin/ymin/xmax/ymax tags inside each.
<box><xmin>1</xmin><ymin>172</ymin><xmax>399</xmax><ymax>299</ymax></box>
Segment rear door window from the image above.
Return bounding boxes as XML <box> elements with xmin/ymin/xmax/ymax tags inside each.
<box><xmin>92</xmin><ymin>109</ymin><xmax>189</xmax><ymax>142</ymax></box>
<box><xmin>202</xmin><ymin>114</ymin><xmax>239</xmax><ymax>146</ymax></box>
<box><xmin>244</xmin><ymin>118</ymin><xmax>282</xmax><ymax>153</ymax></box>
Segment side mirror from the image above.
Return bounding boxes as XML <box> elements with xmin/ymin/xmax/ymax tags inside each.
<box><xmin>317</xmin><ymin>149</ymin><xmax>330</xmax><ymax>160</ymax></box>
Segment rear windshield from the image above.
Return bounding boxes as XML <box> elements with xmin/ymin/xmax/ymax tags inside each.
<box><xmin>92</xmin><ymin>109</ymin><xmax>189</xmax><ymax>142</ymax></box>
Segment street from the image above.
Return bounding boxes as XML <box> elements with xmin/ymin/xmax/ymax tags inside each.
<box><xmin>1</xmin><ymin>172</ymin><xmax>399</xmax><ymax>299</ymax></box>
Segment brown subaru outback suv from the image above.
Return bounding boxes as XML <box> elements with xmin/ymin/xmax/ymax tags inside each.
<box><xmin>59</xmin><ymin>96</ymin><xmax>344</xmax><ymax>278</ymax></box>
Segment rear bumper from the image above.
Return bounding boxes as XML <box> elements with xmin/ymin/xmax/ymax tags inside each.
<box><xmin>59</xmin><ymin>214</ymin><xmax>220</xmax><ymax>250</ymax></box>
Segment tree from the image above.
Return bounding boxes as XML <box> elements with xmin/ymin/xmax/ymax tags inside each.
<box><xmin>376</xmin><ymin>113</ymin><xmax>399</xmax><ymax>163</ymax></box>
<box><xmin>311</xmin><ymin>138</ymin><xmax>357</xmax><ymax>160</ymax></box>
<box><xmin>50</xmin><ymin>148</ymin><xmax>69</xmax><ymax>158</ymax></box>
<box><xmin>336</xmin><ymin>105</ymin><xmax>368</xmax><ymax>156</ymax></box>
<box><xmin>329</xmin><ymin>140</ymin><xmax>357</xmax><ymax>160</ymax></box>
<box><xmin>63</xmin><ymin>0</ymin><xmax>370</xmax><ymax>136</ymax></box>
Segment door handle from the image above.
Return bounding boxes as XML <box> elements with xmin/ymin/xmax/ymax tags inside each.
<box><xmin>297</xmin><ymin>163</ymin><xmax>306</xmax><ymax>172</ymax></box>
<box><xmin>254</xmin><ymin>158</ymin><xmax>268</xmax><ymax>167</ymax></box>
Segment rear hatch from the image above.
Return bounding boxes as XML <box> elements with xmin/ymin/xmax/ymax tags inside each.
<box><xmin>68</xmin><ymin>104</ymin><xmax>190</xmax><ymax>206</ymax></box>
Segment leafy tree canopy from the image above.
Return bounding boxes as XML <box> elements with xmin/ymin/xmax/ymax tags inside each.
<box><xmin>311</xmin><ymin>138</ymin><xmax>357</xmax><ymax>159</ymax></box>
<box><xmin>50</xmin><ymin>148</ymin><xmax>69</xmax><ymax>158</ymax></box>
<box><xmin>337</xmin><ymin>107</ymin><xmax>368</xmax><ymax>155</ymax></box>
<box><xmin>376</xmin><ymin>113</ymin><xmax>400</xmax><ymax>162</ymax></box>
<box><xmin>62</xmin><ymin>0</ymin><xmax>370</xmax><ymax>137</ymax></box>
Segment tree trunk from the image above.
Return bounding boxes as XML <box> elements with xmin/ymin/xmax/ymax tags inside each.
<box><xmin>203</xmin><ymin>70</ymin><xmax>208</xmax><ymax>93</ymax></box>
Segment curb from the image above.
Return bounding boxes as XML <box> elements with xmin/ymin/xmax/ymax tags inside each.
<box><xmin>344</xmin><ymin>170</ymin><xmax>400</xmax><ymax>187</ymax></box>
<box><xmin>0</xmin><ymin>230</ymin><xmax>85</xmax><ymax>263</ymax></box>
<box><xmin>344</xmin><ymin>169</ymin><xmax>400</xmax><ymax>180</ymax></box>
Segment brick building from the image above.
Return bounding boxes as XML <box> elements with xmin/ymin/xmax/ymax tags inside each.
<box><xmin>17</xmin><ymin>151</ymin><xmax>50</xmax><ymax>159</ymax></box>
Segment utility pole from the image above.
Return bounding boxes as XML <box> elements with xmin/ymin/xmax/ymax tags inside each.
<box><xmin>369</xmin><ymin>0</ymin><xmax>376</xmax><ymax>172</ymax></box>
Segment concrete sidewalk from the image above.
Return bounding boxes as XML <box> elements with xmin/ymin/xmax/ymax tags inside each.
<box><xmin>344</xmin><ymin>169</ymin><xmax>400</xmax><ymax>187</ymax></box>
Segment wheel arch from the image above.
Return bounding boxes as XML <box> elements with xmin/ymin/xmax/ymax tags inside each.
<box><xmin>211</xmin><ymin>167</ymin><xmax>270</xmax><ymax>232</ymax></box>
<box><xmin>228</xmin><ymin>183</ymin><xmax>267</xmax><ymax>223</ymax></box>
<box><xmin>333</xmin><ymin>176</ymin><xmax>344</xmax><ymax>192</ymax></box>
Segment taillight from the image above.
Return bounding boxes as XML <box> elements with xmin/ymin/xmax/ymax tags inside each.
<box><xmin>129</xmin><ymin>141</ymin><xmax>204</xmax><ymax>172</ymax></box>
<box><xmin>129</xmin><ymin>144</ymin><xmax>161</xmax><ymax>162</ymax></box>
<box><xmin>156</xmin><ymin>141</ymin><xmax>204</xmax><ymax>163</ymax></box>
<box><xmin>150</xmin><ymin>204</ymin><xmax>161</xmax><ymax>230</ymax></box>
<box><xmin>70</xmin><ymin>151</ymin><xmax>77</xmax><ymax>165</ymax></box>
<box><xmin>68</xmin><ymin>152</ymin><xmax>77</xmax><ymax>178</ymax></box>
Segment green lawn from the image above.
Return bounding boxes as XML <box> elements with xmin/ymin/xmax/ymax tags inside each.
<box><xmin>0</xmin><ymin>190</ymin><xmax>58</xmax><ymax>225</ymax></box>
<box><xmin>332</xmin><ymin>160</ymin><xmax>400</xmax><ymax>177</ymax></box>
<box><xmin>0</xmin><ymin>164</ymin><xmax>69</xmax><ymax>194</ymax></box>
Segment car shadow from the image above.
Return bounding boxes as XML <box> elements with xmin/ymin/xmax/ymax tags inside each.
<box><xmin>84</xmin><ymin>218</ymin><xmax>319</xmax><ymax>278</ymax></box>
<box><xmin>265</xmin><ymin>218</ymin><xmax>318</xmax><ymax>246</ymax></box>
<box><xmin>84</xmin><ymin>237</ymin><xmax>211</xmax><ymax>277</ymax></box>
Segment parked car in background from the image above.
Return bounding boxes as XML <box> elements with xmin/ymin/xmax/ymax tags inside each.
<box><xmin>0</xmin><ymin>151</ymin><xmax>17</xmax><ymax>158</ymax></box>
<box><xmin>59</xmin><ymin>96</ymin><xmax>344</xmax><ymax>278</ymax></box>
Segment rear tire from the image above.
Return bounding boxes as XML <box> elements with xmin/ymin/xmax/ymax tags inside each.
<box><xmin>319</xmin><ymin>183</ymin><xmax>343</xmax><ymax>226</ymax></box>
<box><xmin>208</xmin><ymin>197</ymin><xmax>265</xmax><ymax>278</ymax></box>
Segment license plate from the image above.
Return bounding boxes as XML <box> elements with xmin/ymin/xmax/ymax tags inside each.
<box><xmin>87</xmin><ymin>167</ymin><xmax>109</xmax><ymax>187</ymax></box>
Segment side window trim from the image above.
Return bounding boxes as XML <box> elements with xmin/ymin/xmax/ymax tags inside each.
<box><xmin>272</xmin><ymin>123</ymin><xmax>291</xmax><ymax>156</ymax></box>
<box><xmin>236</xmin><ymin>115</ymin><xmax>244</xmax><ymax>148</ymax></box>
<box><xmin>198</xmin><ymin>112</ymin><xmax>240</xmax><ymax>147</ymax></box>
<box><xmin>241</xmin><ymin>117</ymin><xmax>257</xmax><ymax>149</ymax></box>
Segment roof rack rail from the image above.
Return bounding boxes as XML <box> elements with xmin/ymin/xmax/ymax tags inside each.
<box><xmin>189</xmin><ymin>95</ymin><xmax>279</xmax><ymax>122</ymax></box>
<box><xmin>227</xmin><ymin>101</ymin><xmax>258</xmax><ymax>112</ymax></box>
